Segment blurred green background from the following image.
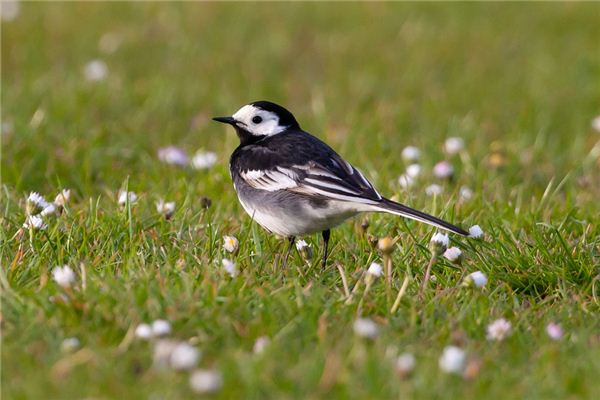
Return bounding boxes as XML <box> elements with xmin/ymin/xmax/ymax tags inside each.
<box><xmin>2</xmin><ymin>2</ymin><xmax>600</xmax><ymax>399</ymax></box>
<box><xmin>3</xmin><ymin>2</ymin><xmax>599</xmax><ymax>196</ymax></box>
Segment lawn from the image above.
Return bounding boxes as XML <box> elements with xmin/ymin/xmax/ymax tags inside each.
<box><xmin>2</xmin><ymin>2</ymin><xmax>600</xmax><ymax>399</ymax></box>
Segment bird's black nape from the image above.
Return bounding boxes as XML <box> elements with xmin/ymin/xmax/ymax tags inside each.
<box><xmin>250</xmin><ymin>100</ymin><xmax>300</xmax><ymax>129</ymax></box>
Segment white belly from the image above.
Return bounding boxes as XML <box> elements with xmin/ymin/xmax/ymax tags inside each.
<box><xmin>238</xmin><ymin>196</ymin><xmax>359</xmax><ymax>237</ymax></box>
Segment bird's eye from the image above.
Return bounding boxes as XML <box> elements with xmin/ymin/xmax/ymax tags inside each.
<box><xmin>252</xmin><ymin>116</ymin><xmax>263</xmax><ymax>124</ymax></box>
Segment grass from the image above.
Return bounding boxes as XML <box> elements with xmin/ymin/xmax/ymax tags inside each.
<box><xmin>2</xmin><ymin>2</ymin><xmax>600</xmax><ymax>399</ymax></box>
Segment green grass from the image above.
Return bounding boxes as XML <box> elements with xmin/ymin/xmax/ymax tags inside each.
<box><xmin>2</xmin><ymin>2</ymin><xmax>600</xmax><ymax>399</ymax></box>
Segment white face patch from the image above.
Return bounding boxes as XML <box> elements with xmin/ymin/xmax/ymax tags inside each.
<box><xmin>232</xmin><ymin>105</ymin><xmax>288</xmax><ymax>136</ymax></box>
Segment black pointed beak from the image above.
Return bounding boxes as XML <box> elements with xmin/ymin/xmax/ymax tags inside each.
<box><xmin>212</xmin><ymin>116</ymin><xmax>236</xmax><ymax>125</ymax></box>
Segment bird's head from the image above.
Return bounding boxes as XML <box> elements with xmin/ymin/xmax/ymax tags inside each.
<box><xmin>213</xmin><ymin>101</ymin><xmax>300</xmax><ymax>144</ymax></box>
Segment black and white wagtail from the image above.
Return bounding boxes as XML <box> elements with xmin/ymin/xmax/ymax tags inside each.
<box><xmin>213</xmin><ymin>101</ymin><xmax>469</xmax><ymax>268</ymax></box>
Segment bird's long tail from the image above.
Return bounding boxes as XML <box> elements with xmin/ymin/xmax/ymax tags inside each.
<box><xmin>374</xmin><ymin>198</ymin><xmax>469</xmax><ymax>236</ymax></box>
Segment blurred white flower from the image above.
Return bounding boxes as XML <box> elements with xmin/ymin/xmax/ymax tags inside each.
<box><xmin>464</xmin><ymin>271</ymin><xmax>487</xmax><ymax>288</ymax></box>
<box><xmin>191</xmin><ymin>151</ymin><xmax>217</xmax><ymax>170</ymax></box>
<box><xmin>189</xmin><ymin>369</ymin><xmax>223</xmax><ymax>394</ymax></box>
<box><xmin>54</xmin><ymin>189</ymin><xmax>71</xmax><ymax>207</ymax></box>
<box><xmin>223</xmin><ymin>235</ymin><xmax>239</xmax><ymax>253</ymax></box>
<box><xmin>444</xmin><ymin>137</ymin><xmax>465</xmax><ymax>155</ymax></box>
<box><xmin>117</xmin><ymin>190</ymin><xmax>137</xmax><ymax>206</ymax></box>
<box><xmin>23</xmin><ymin>215</ymin><xmax>47</xmax><ymax>230</ymax></box>
<box><xmin>40</xmin><ymin>203</ymin><xmax>57</xmax><ymax>217</ymax></box>
<box><xmin>405</xmin><ymin>163</ymin><xmax>421</xmax><ymax>178</ymax></box>
<box><xmin>395</xmin><ymin>352</ymin><xmax>416</xmax><ymax>376</ymax></box>
<box><xmin>135</xmin><ymin>323</ymin><xmax>153</xmax><ymax>340</ymax></box>
<box><xmin>0</xmin><ymin>1</ymin><xmax>20</xmax><ymax>22</ymax></box>
<box><xmin>221</xmin><ymin>258</ymin><xmax>237</xmax><ymax>277</ymax></box>
<box><xmin>443</xmin><ymin>246</ymin><xmax>462</xmax><ymax>263</ymax></box>
<box><xmin>61</xmin><ymin>337</ymin><xmax>80</xmax><ymax>353</ymax></box>
<box><xmin>353</xmin><ymin>317</ymin><xmax>379</xmax><ymax>339</ymax></box>
<box><xmin>28</xmin><ymin>192</ymin><xmax>49</xmax><ymax>210</ymax></box>
<box><xmin>253</xmin><ymin>336</ymin><xmax>270</xmax><ymax>354</ymax></box>
<box><xmin>433</xmin><ymin>161</ymin><xmax>454</xmax><ymax>179</ymax></box>
<box><xmin>430</xmin><ymin>232</ymin><xmax>449</xmax><ymax>254</ymax></box>
<box><xmin>398</xmin><ymin>174</ymin><xmax>414</xmax><ymax>189</ymax></box>
<box><xmin>367</xmin><ymin>262</ymin><xmax>383</xmax><ymax>278</ymax></box>
<box><xmin>2</xmin><ymin>120</ymin><xmax>14</xmax><ymax>136</ymax></box>
<box><xmin>52</xmin><ymin>265</ymin><xmax>76</xmax><ymax>289</ymax></box>
<box><xmin>592</xmin><ymin>115</ymin><xmax>600</xmax><ymax>133</ymax></box>
<box><xmin>83</xmin><ymin>59</ymin><xmax>108</xmax><ymax>82</ymax></box>
<box><xmin>29</xmin><ymin>108</ymin><xmax>46</xmax><ymax>129</ymax></box>
<box><xmin>295</xmin><ymin>239</ymin><xmax>309</xmax><ymax>251</ymax></box>
<box><xmin>170</xmin><ymin>342</ymin><xmax>201</xmax><ymax>370</ymax></box>
<box><xmin>459</xmin><ymin>186</ymin><xmax>473</xmax><ymax>201</ymax></box>
<box><xmin>156</xmin><ymin>200</ymin><xmax>175</xmax><ymax>218</ymax></box>
<box><xmin>98</xmin><ymin>32</ymin><xmax>122</xmax><ymax>54</ymax></box>
<box><xmin>486</xmin><ymin>318</ymin><xmax>511</xmax><ymax>341</ymax></box>
<box><xmin>425</xmin><ymin>184</ymin><xmax>443</xmax><ymax>196</ymax></box>
<box><xmin>468</xmin><ymin>225</ymin><xmax>484</xmax><ymax>239</ymax></box>
<box><xmin>295</xmin><ymin>239</ymin><xmax>313</xmax><ymax>260</ymax></box>
<box><xmin>151</xmin><ymin>320</ymin><xmax>172</xmax><ymax>337</ymax></box>
<box><xmin>157</xmin><ymin>146</ymin><xmax>189</xmax><ymax>167</ymax></box>
<box><xmin>439</xmin><ymin>346</ymin><xmax>466</xmax><ymax>374</ymax></box>
<box><xmin>401</xmin><ymin>146</ymin><xmax>421</xmax><ymax>162</ymax></box>
<box><xmin>546</xmin><ymin>323</ymin><xmax>563</xmax><ymax>341</ymax></box>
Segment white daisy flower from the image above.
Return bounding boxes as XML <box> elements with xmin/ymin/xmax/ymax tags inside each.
<box><xmin>83</xmin><ymin>59</ymin><xmax>108</xmax><ymax>82</ymax></box>
<box><xmin>98</xmin><ymin>32</ymin><xmax>122</xmax><ymax>54</ymax></box>
<box><xmin>40</xmin><ymin>203</ymin><xmax>57</xmax><ymax>217</ymax></box>
<box><xmin>61</xmin><ymin>337</ymin><xmax>80</xmax><ymax>353</ymax></box>
<box><xmin>0</xmin><ymin>1</ymin><xmax>20</xmax><ymax>22</ymax></box>
<box><xmin>157</xmin><ymin>146</ymin><xmax>189</xmax><ymax>167</ymax></box>
<box><xmin>117</xmin><ymin>190</ymin><xmax>137</xmax><ymax>206</ymax></box>
<box><xmin>443</xmin><ymin>246</ymin><xmax>462</xmax><ymax>264</ymax></box>
<box><xmin>425</xmin><ymin>184</ymin><xmax>443</xmax><ymax>196</ymax></box>
<box><xmin>444</xmin><ymin>137</ymin><xmax>465</xmax><ymax>155</ymax></box>
<box><xmin>295</xmin><ymin>239</ymin><xmax>313</xmax><ymax>260</ymax></box>
<box><xmin>592</xmin><ymin>115</ymin><xmax>600</xmax><ymax>133</ymax></box>
<box><xmin>253</xmin><ymin>336</ymin><xmax>270</xmax><ymax>354</ymax></box>
<box><xmin>430</xmin><ymin>232</ymin><xmax>449</xmax><ymax>254</ymax></box>
<box><xmin>170</xmin><ymin>342</ymin><xmax>201</xmax><ymax>370</ymax></box>
<box><xmin>135</xmin><ymin>323</ymin><xmax>153</xmax><ymax>340</ymax></box>
<box><xmin>459</xmin><ymin>186</ymin><xmax>473</xmax><ymax>201</ymax></box>
<box><xmin>353</xmin><ymin>317</ymin><xmax>379</xmax><ymax>339</ymax></box>
<box><xmin>406</xmin><ymin>163</ymin><xmax>421</xmax><ymax>178</ymax></box>
<box><xmin>23</xmin><ymin>215</ymin><xmax>47</xmax><ymax>230</ymax></box>
<box><xmin>221</xmin><ymin>258</ymin><xmax>237</xmax><ymax>277</ymax></box>
<box><xmin>295</xmin><ymin>239</ymin><xmax>309</xmax><ymax>251</ymax></box>
<box><xmin>222</xmin><ymin>235</ymin><xmax>239</xmax><ymax>253</ymax></box>
<box><xmin>468</xmin><ymin>225</ymin><xmax>484</xmax><ymax>239</ymax></box>
<box><xmin>52</xmin><ymin>265</ymin><xmax>76</xmax><ymax>289</ymax></box>
<box><xmin>433</xmin><ymin>161</ymin><xmax>454</xmax><ymax>179</ymax></box>
<box><xmin>151</xmin><ymin>319</ymin><xmax>172</xmax><ymax>337</ymax></box>
<box><xmin>28</xmin><ymin>192</ymin><xmax>49</xmax><ymax>209</ymax></box>
<box><xmin>54</xmin><ymin>189</ymin><xmax>71</xmax><ymax>207</ymax></box>
<box><xmin>398</xmin><ymin>174</ymin><xmax>414</xmax><ymax>189</ymax></box>
<box><xmin>401</xmin><ymin>146</ymin><xmax>421</xmax><ymax>162</ymax></box>
<box><xmin>189</xmin><ymin>369</ymin><xmax>223</xmax><ymax>394</ymax></box>
<box><xmin>367</xmin><ymin>262</ymin><xmax>383</xmax><ymax>278</ymax></box>
<box><xmin>155</xmin><ymin>200</ymin><xmax>175</xmax><ymax>218</ymax></box>
<box><xmin>191</xmin><ymin>151</ymin><xmax>217</xmax><ymax>170</ymax></box>
<box><xmin>439</xmin><ymin>346</ymin><xmax>466</xmax><ymax>374</ymax></box>
<box><xmin>486</xmin><ymin>318</ymin><xmax>512</xmax><ymax>341</ymax></box>
<box><xmin>395</xmin><ymin>352</ymin><xmax>416</xmax><ymax>376</ymax></box>
<box><xmin>546</xmin><ymin>323</ymin><xmax>564</xmax><ymax>341</ymax></box>
<box><xmin>464</xmin><ymin>271</ymin><xmax>487</xmax><ymax>288</ymax></box>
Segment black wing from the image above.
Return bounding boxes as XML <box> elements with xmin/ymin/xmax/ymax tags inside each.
<box><xmin>230</xmin><ymin>130</ymin><xmax>382</xmax><ymax>205</ymax></box>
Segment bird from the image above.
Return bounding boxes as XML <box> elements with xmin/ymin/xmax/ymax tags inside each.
<box><xmin>213</xmin><ymin>101</ymin><xmax>469</xmax><ymax>268</ymax></box>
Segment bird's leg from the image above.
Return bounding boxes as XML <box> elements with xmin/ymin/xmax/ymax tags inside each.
<box><xmin>282</xmin><ymin>236</ymin><xmax>295</xmax><ymax>268</ymax></box>
<box><xmin>321</xmin><ymin>230</ymin><xmax>331</xmax><ymax>269</ymax></box>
